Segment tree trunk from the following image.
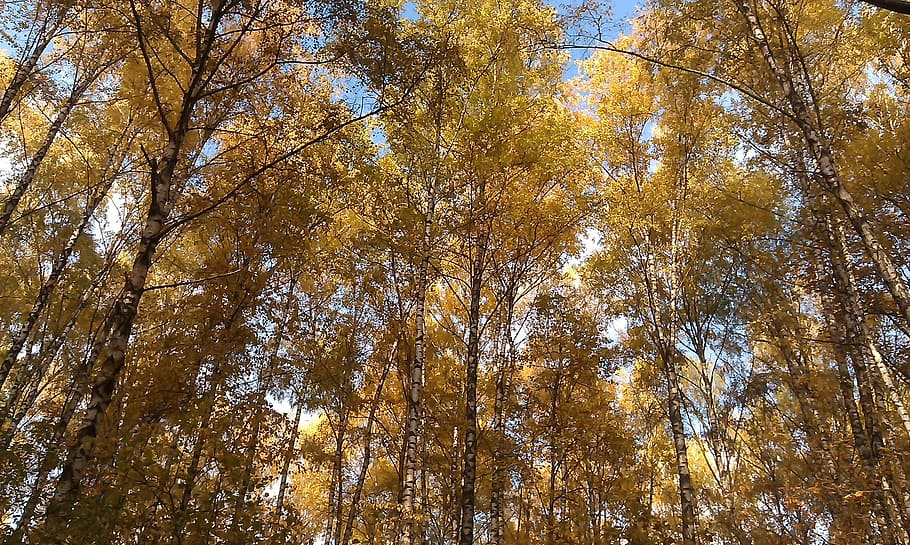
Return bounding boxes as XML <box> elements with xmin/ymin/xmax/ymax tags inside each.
<box><xmin>828</xmin><ymin>218</ymin><xmax>910</xmax><ymax>445</ymax></box>
<box><xmin>326</xmin><ymin>411</ymin><xmax>350</xmax><ymax>545</ymax></box>
<box><xmin>731</xmin><ymin>0</ymin><xmax>910</xmax><ymax>334</ymax></box>
<box><xmin>821</xmin><ymin>214</ymin><xmax>910</xmax><ymax>540</ymax></box>
<box><xmin>342</xmin><ymin>345</ymin><xmax>395</xmax><ymax>545</ymax></box>
<box><xmin>36</xmin><ymin>0</ymin><xmax>226</xmax><ymax>514</ymax></box>
<box><xmin>0</xmin><ymin>3</ymin><xmax>70</xmax><ymax>124</ymax></box>
<box><xmin>401</xmin><ymin>198</ymin><xmax>433</xmax><ymax>545</ymax></box>
<box><xmin>0</xmin><ymin>128</ymin><xmax>129</xmax><ymax>441</ymax></box>
<box><xmin>332</xmin><ymin>425</ymin><xmax>348</xmax><ymax>545</ymax></box>
<box><xmin>229</xmin><ymin>402</ymin><xmax>264</xmax><ymax>540</ymax></box>
<box><xmin>0</xmin><ymin>282</ymin><xmax>101</xmax><ymax>453</ymax></box>
<box><xmin>451</xmin><ymin>418</ymin><xmax>461</xmax><ymax>543</ymax></box>
<box><xmin>0</xmin><ymin>77</ymin><xmax>95</xmax><ymax>239</ymax></box>
<box><xmin>0</xmin><ymin>185</ymin><xmax>111</xmax><ymax>426</ymax></box>
<box><xmin>28</xmin><ymin>0</ymin><xmax>239</xmax><ymax>531</ymax></box>
<box><xmin>490</xmin><ymin>284</ymin><xmax>517</xmax><ymax>545</ymax></box>
<box><xmin>546</xmin><ymin>365</ymin><xmax>562</xmax><ymax>545</ymax></box>
<box><xmin>458</xmin><ymin>232</ymin><xmax>487</xmax><ymax>545</ymax></box>
<box><xmin>489</xmin><ymin>347</ymin><xmax>509</xmax><ymax>545</ymax></box>
<box><xmin>769</xmin><ymin>314</ymin><xmax>848</xmax><ymax>535</ymax></box>
<box><xmin>868</xmin><ymin>341</ymin><xmax>910</xmax><ymax>445</ymax></box>
<box><xmin>276</xmin><ymin>399</ymin><xmax>304</xmax><ymax>522</ymax></box>
<box><xmin>664</xmin><ymin>349</ymin><xmax>696</xmax><ymax>545</ymax></box>
<box><xmin>9</xmin><ymin>303</ymin><xmax>114</xmax><ymax>541</ymax></box>
<box><xmin>814</xmin><ymin>214</ymin><xmax>903</xmax><ymax>544</ymax></box>
<box><xmin>43</xmin><ymin>128</ymin><xmax>187</xmax><ymax>535</ymax></box>
<box><xmin>173</xmin><ymin>381</ymin><xmax>219</xmax><ymax>541</ymax></box>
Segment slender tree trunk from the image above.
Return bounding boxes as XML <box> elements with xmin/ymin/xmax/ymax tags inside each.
<box><xmin>490</xmin><ymin>285</ymin><xmax>517</xmax><ymax>545</ymax></box>
<box><xmin>11</xmin><ymin>463</ymin><xmax>52</xmax><ymax>543</ymax></box>
<box><xmin>229</xmin><ymin>403</ymin><xmax>264</xmax><ymax>539</ymax></box>
<box><xmin>821</xmin><ymin>213</ymin><xmax>910</xmax><ymax>540</ymax></box>
<box><xmin>637</xmin><ymin>124</ymin><xmax>696</xmax><ymax>544</ymax></box>
<box><xmin>326</xmin><ymin>411</ymin><xmax>350</xmax><ymax>545</ymax></box>
<box><xmin>419</xmin><ymin>431</ymin><xmax>429</xmax><ymax>545</ymax></box>
<box><xmin>276</xmin><ymin>399</ymin><xmax>304</xmax><ymax>522</ymax></box>
<box><xmin>342</xmin><ymin>347</ymin><xmax>394</xmax><ymax>545</ymax></box>
<box><xmin>458</xmin><ymin>232</ymin><xmax>487</xmax><ymax>545</ymax></box>
<box><xmin>0</xmin><ymin>4</ymin><xmax>70</xmax><ymax>124</ymax></box>
<box><xmin>0</xmin><ymin>185</ymin><xmax>111</xmax><ymax>425</ymax></box>
<box><xmin>828</xmin><ymin>313</ymin><xmax>903</xmax><ymax>545</ymax></box>
<box><xmin>546</xmin><ymin>366</ymin><xmax>562</xmax><ymax>545</ymax></box>
<box><xmin>547</xmin><ymin>454</ymin><xmax>557</xmax><ymax>545</ymax></box>
<box><xmin>401</xmin><ymin>198</ymin><xmax>434</xmax><ymax>545</ymax></box>
<box><xmin>9</xmin><ymin>303</ymin><xmax>114</xmax><ymax>541</ymax></box>
<box><xmin>43</xmin><ymin>127</ymin><xmax>188</xmax><ymax>535</ymax></box>
<box><xmin>663</xmin><ymin>348</ymin><xmax>696</xmax><ymax>545</ymax></box>
<box><xmin>0</xmin><ymin>288</ymin><xmax>96</xmax><ymax>453</ymax></box>
<box><xmin>173</xmin><ymin>383</ymin><xmax>218</xmax><ymax>541</ymax></box>
<box><xmin>0</xmin><ymin>121</ymin><xmax>130</xmax><ymax>439</ymax></box>
<box><xmin>451</xmin><ymin>410</ymin><xmax>461</xmax><ymax>542</ymax></box>
<box><xmin>827</xmin><ymin>218</ymin><xmax>910</xmax><ymax>445</ymax></box>
<box><xmin>20</xmin><ymin>272</ymin><xmax>107</xmax><ymax>410</ymax></box>
<box><xmin>489</xmin><ymin>367</ymin><xmax>507</xmax><ymax>545</ymax></box>
<box><xmin>39</xmin><ymin>0</ymin><xmax>232</xmax><ymax>523</ymax></box>
<box><xmin>770</xmin><ymin>315</ymin><xmax>848</xmax><ymax>534</ymax></box>
<box><xmin>490</xmin><ymin>352</ymin><xmax>509</xmax><ymax>545</ymax></box>
<box><xmin>332</xmin><ymin>424</ymin><xmax>348</xmax><ymax>545</ymax></box>
<box><xmin>731</xmin><ymin>0</ymin><xmax>910</xmax><ymax>333</ymax></box>
<box><xmin>815</xmin><ymin>220</ymin><xmax>900</xmax><ymax>543</ymax></box>
<box><xmin>868</xmin><ymin>341</ymin><xmax>910</xmax><ymax>444</ymax></box>
<box><xmin>0</xmin><ymin>79</ymin><xmax>94</xmax><ymax>239</ymax></box>
<box><xmin>825</xmin><ymin>299</ymin><xmax>878</xmax><ymax>470</ymax></box>
<box><xmin>43</xmin><ymin>307</ymin><xmax>115</xmax><ymax>451</ymax></box>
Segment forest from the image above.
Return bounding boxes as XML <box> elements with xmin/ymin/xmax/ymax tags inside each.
<box><xmin>0</xmin><ymin>0</ymin><xmax>908</xmax><ymax>543</ymax></box>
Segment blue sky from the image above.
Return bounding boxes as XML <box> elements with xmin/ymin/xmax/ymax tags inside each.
<box><xmin>608</xmin><ymin>0</ymin><xmax>642</xmax><ymax>25</ymax></box>
<box><xmin>559</xmin><ymin>0</ymin><xmax>642</xmax><ymax>79</ymax></box>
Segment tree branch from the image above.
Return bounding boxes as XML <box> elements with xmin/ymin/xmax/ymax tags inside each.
<box><xmin>861</xmin><ymin>0</ymin><xmax>910</xmax><ymax>15</ymax></box>
<box><xmin>549</xmin><ymin>42</ymin><xmax>800</xmax><ymax>124</ymax></box>
<box><xmin>143</xmin><ymin>269</ymin><xmax>242</xmax><ymax>292</ymax></box>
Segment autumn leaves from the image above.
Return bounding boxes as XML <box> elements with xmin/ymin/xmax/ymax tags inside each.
<box><xmin>0</xmin><ymin>0</ymin><xmax>908</xmax><ymax>544</ymax></box>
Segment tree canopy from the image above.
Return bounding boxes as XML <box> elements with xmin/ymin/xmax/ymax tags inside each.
<box><xmin>0</xmin><ymin>0</ymin><xmax>909</xmax><ymax>543</ymax></box>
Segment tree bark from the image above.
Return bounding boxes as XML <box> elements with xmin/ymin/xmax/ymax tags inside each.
<box><xmin>173</xmin><ymin>364</ymin><xmax>223</xmax><ymax>542</ymax></box>
<box><xmin>9</xmin><ymin>301</ymin><xmax>114</xmax><ymax>541</ymax></box>
<box><xmin>546</xmin><ymin>359</ymin><xmax>563</xmax><ymax>545</ymax></box>
<box><xmin>0</xmin><ymin>266</ymin><xmax>107</xmax><ymax>455</ymax></box>
<box><xmin>0</xmin><ymin>69</ymin><xmax>104</xmax><ymax>239</ymax></box>
<box><xmin>43</xmin><ymin>130</ymin><xmax>185</xmax><ymax>533</ymax></box>
<box><xmin>731</xmin><ymin>0</ymin><xmax>910</xmax><ymax>334</ymax></box>
<box><xmin>489</xmin><ymin>292</ymin><xmax>516</xmax><ymax>545</ymax></box>
<box><xmin>401</xmin><ymin>198</ymin><xmax>434</xmax><ymax>545</ymax></box>
<box><xmin>326</xmin><ymin>411</ymin><xmax>350</xmax><ymax>545</ymax></box>
<box><xmin>39</xmin><ymin>0</ymin><xmax>228</xmax><ymax>522</ymax></box>
<box><xmin>828</xmin><ymin>218</ymin><xmax>910</xmax><ymax>445</ymax></box>
<box><xmin>0</xmin><ymin>2</ymin><xmax>70</xmax><ymax>124</ymax></box>
<box><xmin>0</xmin><ymin>183</ymin><xmax>111</xmax><ymax>424</ymax></box>
<box><xmin>768</xmin><ymin>313</ymin><xmax>848</xmax><ymax>534</ymax></box>
<box><xmin>822</xmin><ymin>214</ymin><xmax>910</xmax><ymax>539</ymax></box>
<box><xmin>276</xmin><ymin>399</ymin><xmax>304</xmax><ymax>522</ymax></box>
<box><xmin>664</xmin><ymin>349</ymin><xmax>697</xmax><ymax>545</ymax></box>
<box><xmin>813</xmin><ymin>212</ymin><xmax>906</xmax><ymax>544</ymax></box>
<box><xmin>457</xmin><ymin>230</ymin><xmax>487</xmax><ymax>545</ymax></box>
<box><xmin>229</xmin><ymin>402</ymin><xmax>264</xmax><ymax>539</ymax></box>
<box><xmin>342</xmin><ymin>344</ymin><xmax>395</xmax><ymax>545</ymax></box>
